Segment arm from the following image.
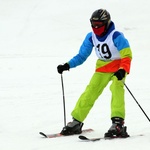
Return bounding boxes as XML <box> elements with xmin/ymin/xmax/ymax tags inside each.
<box><xmin>68</xmin><ymin>32</ymin><xmax>94</xmax><ymax>68</ymax></box>
<box><xmin>113</xmin><ymin>31</ymin><xmax>132</xmax><ymax>74</ymax></box>
<box><xmin>57</xmin><ymin>32</ymin><xmax>94</xmax><ymax>74</ymax></box>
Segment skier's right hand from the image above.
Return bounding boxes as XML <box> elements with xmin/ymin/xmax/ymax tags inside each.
<box><xmin>57</xmin><ymin>63</ymin><xmax>70</xmax><ymax>74</ymax></box>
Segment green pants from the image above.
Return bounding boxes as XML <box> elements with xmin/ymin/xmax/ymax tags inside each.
<box><xmin>71</xmin><ymin>72</ymin><xmax>126</xmax><ymax>122</ymax></box>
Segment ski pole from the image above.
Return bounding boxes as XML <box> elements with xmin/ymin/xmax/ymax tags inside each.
<box><xmin>123</xmin><ymin>82</ymin><xmax>150</xmax><ymax>122</ymax></box>
<box><xmin>60</xmin><ymin>74</ymin><xmax>67</xmax><ymax>127</ymax></box>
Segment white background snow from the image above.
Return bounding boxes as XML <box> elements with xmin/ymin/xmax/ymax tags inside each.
<box><xmin>0</xmin><ymin>0</ymin><xmax>150</xmax><ymax>149</ymax></box>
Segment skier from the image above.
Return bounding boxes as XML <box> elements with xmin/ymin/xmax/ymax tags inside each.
<box><xmin>57</xmin><ymin>9</ymin><xmax>132</xmax><ymax>138</ymax></box>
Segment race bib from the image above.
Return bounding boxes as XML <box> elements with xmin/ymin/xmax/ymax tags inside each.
<box><xmin>92</xmin><ymin>30</ymin><xmax>120</xmax><ymax>61</ymax></box>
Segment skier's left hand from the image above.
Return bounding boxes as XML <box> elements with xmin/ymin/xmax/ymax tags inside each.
<box><xmin>114</xmin><ymin>69</ymin><xmax>126</xmax><ymax>80</ymax></box>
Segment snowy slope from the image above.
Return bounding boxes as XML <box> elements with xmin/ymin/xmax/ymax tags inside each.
<box><xmin>0</xmin><ymin>0</ymin><xmax>150</xmax><ymax>149</ymax></box>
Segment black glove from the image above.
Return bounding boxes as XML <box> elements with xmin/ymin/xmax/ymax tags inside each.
<box><xmin>57</xmin><ymin>63</ymin><xmax>70</xmax><ymax>74</ymax></box>
<box><xmin>114</xmin><ymin>69</ymin><xmax>126</xmax><ymax>80</ymax></box>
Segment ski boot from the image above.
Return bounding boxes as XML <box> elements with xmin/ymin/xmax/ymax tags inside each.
<box><xmin>104</xmin><ymin>117</ymin><xmax>129</xmax><ymax>138</ymax></box>
<box><xmin>60</xmin><ymin>118</ymin><xmax>84</xmax><ymax>136</ymax></box>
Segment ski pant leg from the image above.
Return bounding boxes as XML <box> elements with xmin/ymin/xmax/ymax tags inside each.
<box><xmin>71</xmin><ymin>72</ymin><xmax>112</xmax><ymax>122</ymax></box>
<box><xmin>110</xmin><ymin>76</ymin><xmax>126</xmax><ymax>119</ymax></box>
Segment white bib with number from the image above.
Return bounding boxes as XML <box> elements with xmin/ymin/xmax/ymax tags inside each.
<box><xmin>92</xmin><ymin>30</ymin><xmax>120</xmax><ymax>61</ymax></box>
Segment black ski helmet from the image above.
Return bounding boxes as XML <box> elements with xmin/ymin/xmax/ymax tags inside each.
<box><xmin>90</xmin><ymin>9</ymin><xmax>111</xmax><ymax>30</ymax></box>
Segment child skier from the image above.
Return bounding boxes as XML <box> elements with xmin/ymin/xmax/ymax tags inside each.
<box><xmin>57</xmin><ymin>9</ymin><xmax>132</xmax><ymax>138</ymax></box>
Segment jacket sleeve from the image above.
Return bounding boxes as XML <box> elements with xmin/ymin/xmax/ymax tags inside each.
<box><xmin>113</xmin><ymin>32</ymin><xmax>132</xmax><ymax>73</ymax></box>
<box><xmin>68</xmin><ymin>32</ymin><xmax>94</xmax><ymax>68</ymax></box>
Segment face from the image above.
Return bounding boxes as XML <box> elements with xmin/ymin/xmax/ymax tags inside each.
<box><xmin>90</xmin><ymin>21</ymin><xmax>106</xmax><ymax>36</ymax></box>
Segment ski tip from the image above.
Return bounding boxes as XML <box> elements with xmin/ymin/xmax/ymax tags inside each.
<box><xmin>39</xmin><ymin>132</ymin><xmax>48</xmax><ymax>138</ymax></box>
<box><xmin>79</xmin><ymin>135</ymin><xmax>89</xmax><ymax>140</ymax></box>
<box><xmin>79</xmin><ymin>135</ymin><xmax>101</xmax><ymax>142</ymax></box>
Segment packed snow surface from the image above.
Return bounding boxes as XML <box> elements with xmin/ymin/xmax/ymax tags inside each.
<box><xmin>0</xmin><ymin>0</ymin><xmax>150</xmax><ymax>149</ymax></box>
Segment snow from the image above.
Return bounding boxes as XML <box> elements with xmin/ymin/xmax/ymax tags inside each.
<box><xmin>0</xmin><ymin>0</ymin><xmax>150</xmax><ymax>149</ymax></box>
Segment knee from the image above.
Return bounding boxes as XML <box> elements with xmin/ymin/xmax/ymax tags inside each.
<box><xmin>110</xmin><ymin>77</ymin><xmax>124</xmax><ymax>91</ymax></box>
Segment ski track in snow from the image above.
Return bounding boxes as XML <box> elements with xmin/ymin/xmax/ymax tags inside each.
<box><xmin>0</xmin><ymin>0</ymin><xmax>150</xmax><ymax>150</ymax></box>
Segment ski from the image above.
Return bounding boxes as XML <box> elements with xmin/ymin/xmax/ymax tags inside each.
<box><xmin>79</xmin><ymin>134</ymin><xmax>144</xmax><ymax>142</ymax></box>
<box><xmin>39</xmin><ymin>128</ymin><xmax>93</xmax><ymax>138</ymax></box>
<box><xmin>78</xmin><ymin>135</ymin><xmax>129</xmax><ymax>141</ymax></box>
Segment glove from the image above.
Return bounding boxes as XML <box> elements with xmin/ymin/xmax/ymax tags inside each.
<box><xmin>57</xmin><ymin>63</ymin><xmax>70</xmax><ymax>74</ymax></box>
<box><xmin>114</xmin><ymin>69</ymin><xmax>126</xmax><ymax>80</ymax></box>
